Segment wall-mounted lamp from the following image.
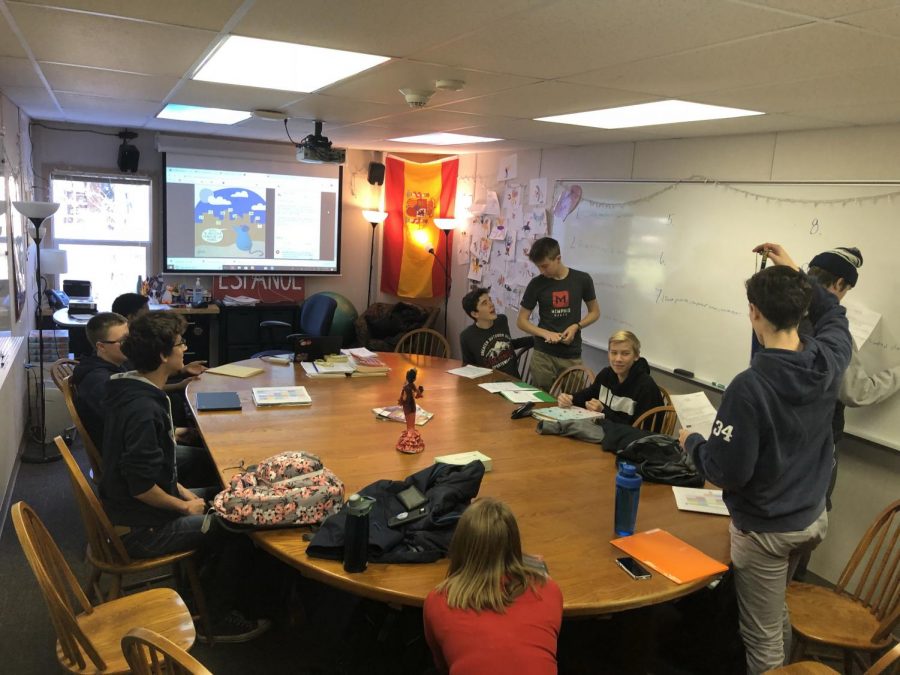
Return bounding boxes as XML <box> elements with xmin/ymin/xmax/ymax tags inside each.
<box><xmin>13</xmin><ymin>200</ymin><xmax>61</xmax><ymax>463</ymax></box>
<box><xmin>362</xmin><ymin>210</ymin><xmax>388</xmax><ymax>308</ymax></box>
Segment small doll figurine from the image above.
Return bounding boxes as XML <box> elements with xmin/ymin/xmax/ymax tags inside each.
<box><xmin>396</xmin><ymin>368</ymin><xmax>425</xmax><ymax>454</ymax></box>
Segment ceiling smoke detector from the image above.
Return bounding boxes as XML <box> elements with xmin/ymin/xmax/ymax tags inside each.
<box><xmin>400</xmin><ymin>88</ymin><xmax>434</xmax><ymax>108</ymax></box>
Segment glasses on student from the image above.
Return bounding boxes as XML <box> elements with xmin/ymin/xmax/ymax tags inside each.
<box><xmin>173</xmin><ymin>338</ymin><xmax>188</xmax><ymax>348</ymax></box>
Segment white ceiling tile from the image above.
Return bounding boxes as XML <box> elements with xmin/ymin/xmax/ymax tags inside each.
<box><xmin>321</xmin><ymin>60</ymin><xmax>539</xmax><ymax>106</ymax></box>
<box><xmin>234</xmin><ymin>0</ymin><xmax>542</xmax><ymax>58</ymax></box>
<box><xmin>41</xmin><ymin>63</ymin><xmax>179</xmax><ymax>101</ymax></box>
<box><xmin>801</xmin><ymin>100</ymin><xmax>900</xmax><ymax>126</ymax></box>
<box><xmin>12</xmin><ymin>0</ymin><xmax>245</xmax><ymax>30</ymax></box>
<box><xmin>54</xmin><ymin>92</ymin><xmax>163</xmax><ymax>125</ymax></box>
<box><xmin>8</xmin><ymin>3</ymin><xmax>216</xmax><ymax>76</ymax></box>
<box><xmin>0</xmin><ymin>85</ymin><xmax>59</xmax><ymax>116</ymax></box>
<box><xmin>566</xmin><ymin>23</ymin><xmax>900</xmax><ymax>99</ymax></box>
<box><xmin>282</xmin><ymin>94</ymin><xmax>407</xmax><ymax>126</ymax></box>
<box><xmin>0</xmin><ymin>56</ymin><xmax>43</xmax><ymax>88</ymax></box>
<box><xmin>171</xmin><ymin>80</ymin><xmax>305</xmax><ymax>112</ymax></box>
<box><xmin>439</xmin><ymin>81</ymin><xmax>657</xmax><ymax>119</ymax></box>
<box><xmin>739</xmin><ymin>0</ymin><xmax>900</xmax><ymax>19</ymax></box>
<box><xmin>0</xmin><ymin>12</ymin><xmax>27</xmax><ymax>58</ymax></box>
<box><xmin>840</xmin><ymin>5</ymin><xmax>900</xmax><ymax>37</ymax></box>
<box><xmin>412</xmin><ymin>0</ymin><xmax>810</xmax><ymax>80</ymax></box>
<box><xmin>635</xmin><ymin>112</ymin><xmax>849</xmax><ymax>139</ymax></box>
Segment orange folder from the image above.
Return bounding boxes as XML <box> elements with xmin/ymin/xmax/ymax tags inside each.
<box><xmin>611</xmin><ymin>528</ymin><xmax>728</xmax><ymax>585</ymax></box>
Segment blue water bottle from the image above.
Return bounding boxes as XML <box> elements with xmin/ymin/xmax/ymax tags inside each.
<box><xmin>614</xmin><ymin>463</ymin><xmax>642</xmax><ymax>536</ymax></box>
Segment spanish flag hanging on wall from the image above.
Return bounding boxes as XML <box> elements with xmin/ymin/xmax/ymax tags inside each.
<box><xmin>381</xmin><ymin>156</ymin><xmax>458</xmax><ymax>298</ymax></box>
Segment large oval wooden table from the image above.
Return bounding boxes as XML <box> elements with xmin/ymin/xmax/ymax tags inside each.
<box><xmin>189</xmin><ymin>352</ymin><xmax>730</xmax><ymax>617</ymax></box>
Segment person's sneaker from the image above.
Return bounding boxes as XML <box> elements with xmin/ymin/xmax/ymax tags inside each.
<box><xmin>197</xmin><ymin>610</ymin><xmax>272</xmax><ymax>643</ymax></box>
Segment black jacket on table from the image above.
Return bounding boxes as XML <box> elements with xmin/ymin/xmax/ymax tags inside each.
<box><xmin>684</xmin><ymin>282</ymin><xmax>851</xmax><ymax>533</ymax></box>
<box><xmin>98</xmin><ymin>372</ymin><xmax>180</xmax><ymax>528</ymax></box>
<box><xmin>572</xmin><ymin>357</ymin><xmax>663</xmax><ymax>426</ymax></box>
<box><xmin>307</xmin><ymin>461</ymin><xmax>485</xmax><ymax>564</ymax></box>
<box><xmin>70</xmin><ymin>355</ymin><xmax>127</xmax><ymax>452</ymax></box>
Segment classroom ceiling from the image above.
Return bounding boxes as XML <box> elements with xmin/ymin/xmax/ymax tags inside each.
<box><xmin>2</xmin><ymin>0</ymin><xmax>900</xmax><ymax>153</ymax></box>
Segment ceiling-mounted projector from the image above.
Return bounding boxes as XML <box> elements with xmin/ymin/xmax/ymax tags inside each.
<box><xmin>296</xmin><ymin>120</ymin><xmax>346</xmax><ymax>164</ymax></box>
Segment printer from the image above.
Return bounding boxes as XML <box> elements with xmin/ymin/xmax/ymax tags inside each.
<box><xmin>63</xmin><ymin>279</ymin><xmax>97</xmax><ymax>315</ymax></box>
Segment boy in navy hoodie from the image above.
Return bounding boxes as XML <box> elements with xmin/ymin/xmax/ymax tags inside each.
<box><xmin>679</xmin><ymin>242</ymin><xmax>851</xmax><ymax>675</ymax></box>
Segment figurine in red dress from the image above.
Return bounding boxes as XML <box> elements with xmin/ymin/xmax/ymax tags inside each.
<box><xmin>396</xmin><ymin>368</ymin><xmax>425</xmax><ymax>454</ymax></box>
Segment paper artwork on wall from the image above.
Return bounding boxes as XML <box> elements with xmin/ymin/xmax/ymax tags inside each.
<box><xmin>508</xmin><ymin>260</ymin><xmax>534</xmax><ymax>287</ymax></box>
<box><xmin>455</xmin><ymin>226</ymin><xmax>471</xmax><ymax>264</ymax></box>
<box><xmin>484</xmin><ymin>191</ymin><xmax>501</xmax><ymax>215</ymax></box>
<box><xmin>467</xmin><ymin>255</ymin><xmax>484</xmax><ymax>282</ymax></box>
<box><xmin>523</xmin><ymin>208</ymin><xmax>547</xmax><ymax>237</ymax></box>
<box><xmin>489</xmin><ymin>219</ymin><xmax>507</xmax><ymax>240</ymax></box>
<box><xmin>503</xmin><ymin>183</ymin><xmax>522</xmax><ymax>214</ymax></box>
<box><xmin>497</xmin><ymin>154</ymin><xmax>518</xmax><ymax>182</ymax></box>
<box><xmin>529</xmin><ymin>178</ymin><xmax>547</xmax><ymax>206</ymax></box>
<box><xmin>517</xmin><ymin>236</ymin><xmax>536</xmax><ymax>262</ymax></box>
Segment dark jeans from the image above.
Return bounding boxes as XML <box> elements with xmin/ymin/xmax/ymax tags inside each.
<box><xmin>121</xmin><ymin>487</ymin><xmax>250</xmax><ymax>618</ymax></box>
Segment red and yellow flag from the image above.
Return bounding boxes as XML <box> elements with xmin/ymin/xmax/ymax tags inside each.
<box><xmin>381</xmin><ymin>156</ymin><xmax>458</xmax><ymax>298</ymax></box>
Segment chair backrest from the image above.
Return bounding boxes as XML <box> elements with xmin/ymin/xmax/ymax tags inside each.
<box><xmin>122</xmin><ymin>627</ymin><xmax>212</xmax><ymax>675</ymax></box>
<box><xmin>299</xmin><ymin>293</ymin><xmax>338</xmax><ymax>337</ymax></box>
<box><xmin>867</xmin><ymin>641</ymin><xmax>900</xmax><ymax>675</ymax></box>
<box><xmin>11</xmin><ymin>501</ymin><xmax>106</xmax><ymax>672</ymax></box>
<box><xmin>835</xmin><ymin>498</ymin><xmax>900</xmax><ymax>642</ymax></box>
<box><xmin>394</xmin><ymin>328</ymin><xmax>451</xmax><ymax>358</ymax></box>
<box><xmin>50</xmin><ymin>358</ymin><xmax>78</xmax><ymax>391</ymax></box>
<box><xmin>633</xmin><ymin>405</ymin><xmax>678</xmax><ymax>435</ymax></box>
<box><xmin>658</xmin><ymin>385</ymin><xmax>673</xmax><ymax>408</ymax></box>
<box><xmin>514</xmin><ymin>346</ymin><xmax>534</xmax><ymax>384</ymax></box>
<box><xmin>59</xmin><ymin>376</ymin><xmax>103</xmax><ymax>482</ymax></box>
<box><xmin>55</xmin><ymin>436</ymin><xmax>132</xmax><ymax>570</ymax></box>
<box><xmin>549</xmin><ymin>365</ymin><xmax>596</xmax><ymax>397</ymax></box>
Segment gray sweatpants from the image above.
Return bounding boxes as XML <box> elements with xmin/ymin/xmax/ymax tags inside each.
<box><xmin>730</xmin><ymin>509</ymin><xmax>828</xmax><ymax>675</ymax></box>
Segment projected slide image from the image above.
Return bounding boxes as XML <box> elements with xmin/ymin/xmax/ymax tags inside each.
<box><xmin>194</xmin><ymin>187</ymin><xmax>267</xmax><ymax>258</ymax></box>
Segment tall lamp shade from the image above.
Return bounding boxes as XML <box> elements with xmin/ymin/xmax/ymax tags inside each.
<box><xmin>39</xmin><ymin>248</ymin><xmax>68</xmax><ymax>275</ymax></box>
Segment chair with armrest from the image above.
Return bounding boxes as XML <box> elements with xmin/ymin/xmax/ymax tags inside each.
<box><xmin>122</xmin><ymin>626</ymin><xmax>213</xmax><ymax>675</ymax></box>
<box><xmin>11</xmin><ymin>500</ymin><xmax>196</xmax><ymax>674</ymax></box>
<box><xmin>549</xmin><ymin>365</ymin><xmax>596</xmax><ymax>398</ymax></box>
<box><xmin>54</xmin><ymin>436</ymin><xmax>212</xmax><ymax>642</ymax></box>
<box><xmin>658</xmin><ymin>385</ymin><xmax>673</xmax><ymax>408</ymax></box>
<box><xmin>51</xmin><ymin>358</ymin><xmax>79</xmax><ymax>444</ymax></box>
<box><xmin>633</xmin><ymin>405</ymin><xmax>678</xmax><ymax>435</ymax></box>
<box><xmin>786</xmin><ymin>499</ymin><xmax>899</xmax><ymax>674</ymax></box>
<box><xmin>256</xmin><ymin>293</ymin><xmax>338</xmax><ymax>358</ymax></box>
<box><xmin>513</xmin><ymin>343</ymin><xmax>534</xmax><ymax>384</ymax></box>
<box><xmin>770</xmin><ymin>642</ymin><xmax>900</xmax><ymax>675</ymax></box>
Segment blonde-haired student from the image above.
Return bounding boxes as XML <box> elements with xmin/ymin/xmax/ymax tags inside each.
<box><xmin>558</xmin><ymin>330</ymin><xmax>663</xmax><ymax>425</ymax></box>
<box><xmin>423</xmin><ymin>498</ymin><xmax>563</xmax><ymax>675</ymax></box>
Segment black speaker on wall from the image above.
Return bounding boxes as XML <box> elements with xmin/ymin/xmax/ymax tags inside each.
<box><xmin>367</xmin><ymin>161</ymin><xmax>385</xmax><ymax>185</ymax></box>
<box><xmin>117</xmin><ymin>130</ymin><xmax>140</xmax><ymax>173</ymax></box>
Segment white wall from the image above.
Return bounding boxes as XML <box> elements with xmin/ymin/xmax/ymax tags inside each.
<box><xmin>465</xmin><ymin>123</ymin><xmax>900</xmax><ymax>583</ymax></box>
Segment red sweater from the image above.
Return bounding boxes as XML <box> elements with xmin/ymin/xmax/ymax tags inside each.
<box><xmin>423</xmin><ymin>579</ymin><xmax>563</xmax><ymax>675</ymax></box>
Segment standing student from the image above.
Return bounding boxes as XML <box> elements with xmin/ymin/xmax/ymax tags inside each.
<box><xmin>423</xmin><ymin>498</ymin><xmax>563</xmax><ymax>675</ymax></box>
<box><xmin>558</xmin><ymin>330</ymin><xmax>663</xmax><ymax>425</ymax></box>
<box><xmin>460</xmin><ymin>287</ymin><xmax>533</xmax><ymax>377</ymax></box>
<box><xmin>517</xmin><ymin>237</ymin><xmax>600</xmax><ymax>391</ymax></box>
<box><xmin>679</xmin><ymin>242</ymin><xmax>851</xmax><ymax>675</ymax></box>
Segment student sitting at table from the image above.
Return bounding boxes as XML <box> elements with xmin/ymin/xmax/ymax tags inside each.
<box><xmin>111</xmin><ymin>292</ymin><xmax>150</xmax><ymax>321</ymax></box>
<box><xmin>99</xmin><ymin>312</ymin><xmax>270</xmax><ymax>643</ymax></box>
<box><xmin>460</xmin><ymin>287</ymin><xmax>533</xmax><ymax>377</ymax></box>
<box><xmin>558</xmin><ymin>330</ymin><xmax>663</xmax><ymax>425</ymax></box>
<box><xmin>423</xmin><ymin>498</ymin><xmax>563</xmax><ymax>675</ymax></box>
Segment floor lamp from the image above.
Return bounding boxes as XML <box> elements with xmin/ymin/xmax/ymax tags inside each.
<box><xmin>14</xmin><ymin>200</ymin><xmax>61</xmax><ymax>464</ymax></box>
<box><xmin>362</xmin><ymin>210</ymin><xmax>388</xmax><ymax>309</ymax></box>
<box><xmin>432</xmin><ymin>218</ymin><xmax>457</xmax><ymax>338</ymax></box>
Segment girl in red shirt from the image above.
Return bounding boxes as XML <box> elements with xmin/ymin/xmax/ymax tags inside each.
<box><xmin>423</xmin><ymin>498</ymin><xmax>563</xmax><ymax>675</ymax></box>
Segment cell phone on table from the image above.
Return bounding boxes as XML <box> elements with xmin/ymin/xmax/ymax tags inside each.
<box><xmin>616</xmin><ymin>556</ymin><xmax>651</xmax><ymax>580</ymax></box>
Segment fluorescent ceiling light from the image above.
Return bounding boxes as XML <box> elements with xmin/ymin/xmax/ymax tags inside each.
<box><xmin>536</xmin><ymin>100</ymin><xmax>764</xmax><ymax>129</ymax></box>
<box><xmin>157</xmin><ymin>104</ymin><xmax>251</xmax><ymax>124</ymax></box>
<box><xmin>194</xmin><ymin>35</ymin><xmax>390</xmax><ymax>92</ymax></box>
<box><xmin>390</xmin><ymin>132</ymin><xmax>502</xmax><ymax>145</ymax></box>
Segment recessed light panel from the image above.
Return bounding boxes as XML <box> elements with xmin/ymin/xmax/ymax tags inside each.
<box><xmin>390</xmin><ymin>132</ymin><xmax>502</xmax><ymax>145</ymax></box>
<box><xmin>536</xmin><ymin>100</ymin><xmax>764</xmax><ymax>129</ymax></box>
<box><xmin>194</xmin><ymin>35</ymin><xmax>390</xmax><ymax>92</ymax></box>
<box><xmin>157</xmin><ymin>104</ymin><xmax>251</xmax><ymax>124</ymax></box>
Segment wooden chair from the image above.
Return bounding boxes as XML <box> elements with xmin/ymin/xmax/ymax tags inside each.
<box><xmin>54</xmin><ymin>436</ymin><xmax>212</xmax><ymax>643</ymax></box>
<box><xmin>513</xmin><ymin>345</ymin><xmax>534</xmax><ymax>384</ymax></box>
<box><xmin>787</xmin><ymin>499</ymin><xmax>900</xmax><ymax>673</ymax></box>
<box><xmin>771</xmin><ymin>642</ymin><xmax>900</xmax><ymax>675</ymax></box>
<box><xmin>658</xmin><ymin>384</ymin><xmax>673</xmax><ymax>408</ymax></box>
<box><xmin>51</xmin><ymin>358</ymin><xmax>79</xmax><ymax>391</ymax></box>
<box><xmin>394</xmin><ymin>328</ymin><xmax>451</xmax><ymax>358</ymax></box>
<box><xmin>59</xmin><ymin>375</ymin><xmax>104</xmax><ymax>483</ymax></box>
<box><xmin>11</xmin><ymin>501</ymin><xmax>195</xmax><ymax>674</ymax></box>
<box><xmin>633</xmin><ymin>405</ymin><xmax>678</xmax><ymax>435</ymax></box>
<box><xmin>548</xmin><ymin>365</ymin><xmax>596</xmax><ymax>398</ymax></box>
<box><xmin>122</xmin><ymin>627</ymin><xmax>212</xmax><ymax>675</ymax></box>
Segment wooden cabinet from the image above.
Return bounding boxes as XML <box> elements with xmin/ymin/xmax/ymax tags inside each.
<box><xmin>219</xmin><ymin>304</ymin><xmax>298</xmax><ymax>364</ymax></box>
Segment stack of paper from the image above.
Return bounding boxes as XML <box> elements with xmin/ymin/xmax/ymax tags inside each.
<box><xmin>672</xmin><ymin>487</ymin><xmax>728</xmax><ymax>516</ymax></box>
<box><xmin>477</xmin><ymin>381</ymin><xmax>555</xmax><ymax>402</ymax></box>
<box><xmin>206</xmin><ymin>363</ymin><xmax>264</xmax><ymax>378</ymax></box>
<box><xmin>221</xmin><ymin>295</ymin><xmax>259</xmax><ymax>306</ymax></box>
<box><xmin>447</xmin><ymin>365</ymin><xmax>494</xmax><ymax>378</ymax></box>
<box><xmin>670</xmin><ymin>392</ymin><xmax>718</xmax><ymax>439</ymax></box>
<box><xmin>531</xmin><ymin>406</ymin><xmax>603</xmax><ymax>422</ymax></box>
<box><xmin>252</xmin><ymin>386</ymin><xmax>311</xmax><ymax>407</ymax></box>
<box><xmin>372</xmin><ymin>404</ymin><xmax>434</xmax><ymax>426</ymax></box>
<box><xmin>434</xmin><ymin>450</ymin><xmax>492</xmax><ymax>471</ymax></box>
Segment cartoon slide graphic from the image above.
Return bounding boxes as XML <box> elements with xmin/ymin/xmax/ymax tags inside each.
<box><xmin>194</xmin><ymin>187</ymin><xmax>266</xmax><ymax>258</ymax></box>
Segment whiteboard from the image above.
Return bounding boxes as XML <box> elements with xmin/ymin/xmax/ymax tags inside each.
<box><xmin>551</xmin><ymin>180</ymin><xmax>900</xmax><ymax>451</ymax></box>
